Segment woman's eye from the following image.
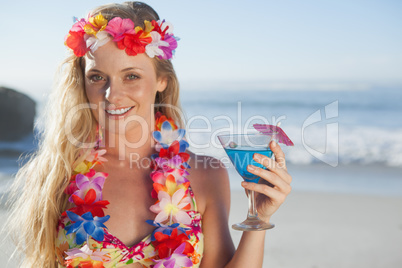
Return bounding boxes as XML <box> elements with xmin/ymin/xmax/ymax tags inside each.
<box><xmin>90</xmin><ymin>75</ymin><xmax>104</xmax><ymax>82</ymax></box>
<box><xmin>127</xmin><ymin>74</ymin><xmax>139</xmax><ymax>80</ymax></box>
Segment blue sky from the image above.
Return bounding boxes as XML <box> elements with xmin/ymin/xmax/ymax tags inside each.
<box><xmin>1</xmin><ymin>0</ymin><xmax>401</xmax><ymax>100</ymax></box>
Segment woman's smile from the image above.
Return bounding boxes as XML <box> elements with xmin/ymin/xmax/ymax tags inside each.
<box><xmin>105</xmin><ymin>105</ymin><xmax>135</xmax><ymax>119</ymax></box>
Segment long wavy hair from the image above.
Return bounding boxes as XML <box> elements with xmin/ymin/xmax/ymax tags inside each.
<box><xmin>4</xmin><ymin>2</ymin><xmax>183</xmax><ymax>267</ymax></box>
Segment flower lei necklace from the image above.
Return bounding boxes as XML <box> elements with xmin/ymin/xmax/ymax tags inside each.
<box><xmin>65</xmin><ymin>13</ymin><xmax>179</xmax><ymax>59</ymax></box>
<box><xmin>61</xmin><ymin>112</ymin><xmax>202</xmax><ymax>267</ymax></box>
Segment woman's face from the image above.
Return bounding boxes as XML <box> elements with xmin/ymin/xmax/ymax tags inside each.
<box><xmin>84</xmin><ymin>42</ymin><xmax>166</xmax><ymax>135</ymax></box>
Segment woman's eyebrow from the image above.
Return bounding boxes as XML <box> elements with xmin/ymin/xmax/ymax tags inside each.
<box><xmin>87</xmin><ymin>68</ymin><xmax>103</xmax><ymax>73</ymax></box>
<box><xmin>121</xmin><ymin>67</ymin><xmax>143</xmax><ymax>72</ymax></box>
<box><xmin>86</xmin><ymin>67</ymin><xmax>144</xmax><ymax>73</ymax></box>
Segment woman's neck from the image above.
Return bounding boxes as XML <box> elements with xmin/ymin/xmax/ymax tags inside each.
<box><xmin>102</xmin><ymin>125</ymin><xmax>156</xmax><ymax>164</ymax></box>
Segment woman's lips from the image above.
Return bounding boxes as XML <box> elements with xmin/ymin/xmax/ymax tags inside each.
<box><xmin>105</xmin><ymin>106</ymin><xmax>134</xmax><ymax>119</ymax></box>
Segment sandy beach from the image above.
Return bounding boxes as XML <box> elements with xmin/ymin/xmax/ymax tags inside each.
<box><xmin>1</xmin><ymin>166</ymin><xmax>401</xmax><ymax>267</ymax></box>
<box><xmin>229</xmin><ymin>190</ymin><xmax>402</xmax><ymax>268</ymax></box>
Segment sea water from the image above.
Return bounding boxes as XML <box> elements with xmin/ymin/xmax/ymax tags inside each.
<box><xmin>181</xmin><ymin>86</ymin><xmax>402</xmax><ymax>167</ymax></box>
<box><xmin>1</xmin><ymin>86</ymin><xmax>402</xmax><ymax>196</ymax></box>
<box><xmin>181</xmin><ymin>86</ymin><xmax>402</xmax><ymax>196</ymax></box>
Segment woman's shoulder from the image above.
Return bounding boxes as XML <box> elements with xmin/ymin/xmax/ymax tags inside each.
<box><xmin>186</xmin><ymin>150</ymin><xmax>230</xmax><ymax>215</ymax></box>
<box><xmin>187</xmin><ymin>150</ymin><xmax>228</xmax><ymax>181</ymax></box>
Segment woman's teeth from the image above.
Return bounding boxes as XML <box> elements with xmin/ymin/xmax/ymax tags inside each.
<box><xmin>106</xmin><ymin>106</ymin><xmax>133</xmax><ymax>115</ymax></box>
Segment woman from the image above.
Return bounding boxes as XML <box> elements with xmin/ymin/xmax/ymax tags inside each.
<box><xmin>6</xmin><ymin>2</ymin><xmax>292</xmax><ymax>267</ymax></box>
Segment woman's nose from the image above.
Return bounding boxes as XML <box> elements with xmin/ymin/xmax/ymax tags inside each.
<box><xmin>105</xmin><ymin>81</ymin><xmax>125</xmax><ymax>105</ymax></box>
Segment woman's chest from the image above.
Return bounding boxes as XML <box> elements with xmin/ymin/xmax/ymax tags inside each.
<box><xmin>99</xmin><ymin>166</ymin><xmax>156</xmax><ymax>248</ymax></box>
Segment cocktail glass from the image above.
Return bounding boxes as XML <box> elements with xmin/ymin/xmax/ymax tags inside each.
<box><xmin>218</xmin><ymin>133</ymin><xmax>277</xmax><ymax>231</ymax></box>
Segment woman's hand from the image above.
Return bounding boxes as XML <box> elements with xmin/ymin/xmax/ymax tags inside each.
<box><xmin>242</xmin><ymin>140</ymin><xmax>292</xmax><ymax>222</ymax></box>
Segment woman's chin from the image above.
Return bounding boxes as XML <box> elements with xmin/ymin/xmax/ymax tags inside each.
<box><xmin>104</xmin><ymin>118</ymin><xmax>150</xmax><ymax>136</ymax></box>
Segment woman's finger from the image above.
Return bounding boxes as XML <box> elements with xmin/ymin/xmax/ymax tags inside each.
<box><xmin>270</xmin><ymin>140</ymin><xmax>287</xmax><ymax>170</ymax></box>
<box><xmin>252</xmin><ymin>153</ymin><xmax>292</xmax><ymax>185</ymax></box>
<box><xmin>241</xmin><ymin>181</ymin><xmax>287</xmax><ymax>204</ymax></box>
<box><xmin>247</xmin><ymin>165</ymin><xmax>292</xmax><ymax>194</ymax></box>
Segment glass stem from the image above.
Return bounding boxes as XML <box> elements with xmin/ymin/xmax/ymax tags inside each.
<box><xmin>247</xmin><ymin>189</ymin><xmax>258</xmax><ymax>218</ymax></box>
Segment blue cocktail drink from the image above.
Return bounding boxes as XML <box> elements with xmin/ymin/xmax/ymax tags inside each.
<box><xmin>218</xmin><ymin>133</ymin><xmax>277</xmax><ymax>231</ymax></box>
<box><xmin>224</xmin><ymin>147</ymin><xmax>273</xmax><ymax>183</ymax></box>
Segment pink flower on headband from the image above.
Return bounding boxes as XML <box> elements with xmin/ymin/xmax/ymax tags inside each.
<box><xmin>105</xmin><ymin>17</ymin><xmax>136</xmax><ymax>42</ymax></box>
<box><xmin>158</xmin><ymin>34</ymin><xmax>178</xmax><ymax>60</ymax></box>
<box><xmin>70</xmin><ymin>17</ymin><xmax>87</xmax><ymax>33</ymax></box>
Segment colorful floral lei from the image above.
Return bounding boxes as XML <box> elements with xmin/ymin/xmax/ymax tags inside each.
<box><xmin>65</xmin><ymin>13</ymin><xmax>179</xmax><ymax>59</ymax></box>
<box><xmin>58</xmin><ymin>112</ymin><xmax>203</xmax><ymax>267</ymax></box>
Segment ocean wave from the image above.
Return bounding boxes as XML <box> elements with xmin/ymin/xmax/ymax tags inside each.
<box><xmin>1</xmin><ymin>125</ymin><xmax>401</xmax><ymax>169</ymax></box>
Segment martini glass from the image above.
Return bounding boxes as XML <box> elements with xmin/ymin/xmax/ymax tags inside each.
<box><xmin>218</xmin><ymin>133</ymin><xmax>277</xmax><ymax>231</ymax></box>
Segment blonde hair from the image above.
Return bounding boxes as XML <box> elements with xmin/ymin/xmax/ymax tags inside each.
<box><xmin>5</xmin><ymin>2</ymin><xmax>183</xmax><ymax>267</ymax></box>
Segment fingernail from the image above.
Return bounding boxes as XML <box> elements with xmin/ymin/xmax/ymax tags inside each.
<box><xmin>254</xmin><ymin>153</ymin><xmax>261</xmax><ymax>160</ymax></box>
<box><xmin>241</xmin><ymin>181</ymin><xmax>248</xmax><ymax>187</ymax></box>
<box><xmin>271</xmin><ymin>140</ymin><xmax>276</xmax><ymax>147</ymax></box>
<box><xmin>247</xmin><ymin>165</ymin><xmax>256</xmax><ymax>171</ymax></box>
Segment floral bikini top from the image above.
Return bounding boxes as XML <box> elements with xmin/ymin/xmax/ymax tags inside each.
<box><xmin>55</xmin><ymin>113</ymin><xmax>204</xmax><ymax>267</ymax></box>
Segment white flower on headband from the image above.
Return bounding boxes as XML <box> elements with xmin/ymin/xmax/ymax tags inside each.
<box><xmin>146</xmin><ymin>32</ymin><xmax>170</xmax><ymax>58</ymax></box>
<box><xmin>86</xmin><ymin>31</ymin><xmax>111</xmax><ymax>53</ymax></box>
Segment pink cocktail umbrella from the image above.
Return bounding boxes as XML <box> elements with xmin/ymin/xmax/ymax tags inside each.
<box><xmin>253</xmin><ymin>124</ymin><xmax>294</xmax><ymax>146</ymax></box>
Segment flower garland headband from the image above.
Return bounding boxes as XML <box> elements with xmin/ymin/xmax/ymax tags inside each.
<box><xmin>65</xmin><ymin>13</ymin><xmax>179</xmax><ymax>59</ymax></box>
